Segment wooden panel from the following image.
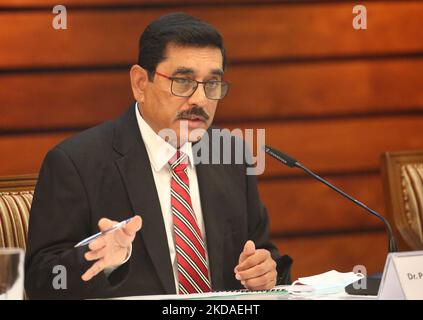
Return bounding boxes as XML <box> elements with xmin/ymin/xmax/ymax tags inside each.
<box><xmin>0</xmin><ymin>71</ymin><xmax>133</xmax><ymax>130</ymax></box>
<box><xmin>2</xmin><ymin>59</ymin><xmax>423</xmax><ymax>130</ymax></box>
<box><xmin>221</xmin><ymin>58</ymin><xmax>423</xmax><ymax>121</ymax></box>
<box><xmin>0</xmin><ymin>132</ymin><xmax>73</xmax><ymax>176</ymax></box>
<box><xmin>225</xmin><ymin>115</ymin><xmax>423</xmax><ymax>177</ymax></box>
<box><xmin>1</xmin><ymin>2</ymin><xmax>423</xmax><ymax>68</ymax></box>
<box><xmin>0</xmin><ymin>0</ymin><xmax>270</xmax><ymax>6</ymax></box>
<box><xmin>260</xmin><ymin>174</ymin><xmax>384</xmax><ymax>234</ymax></box>
<box><xmin>1</xmin><ymin>116</ymin><xmax>423</xmax><ymax>176</ymax></box>
<box><xmin>273</xmin><ymin>231</ymin><xmax>387</xmax><ymax>279</ymax></box>
<box><xmin>0</xmin><ymin>174</ymin><xmax>37</xmax><ymax>192</ymax></box>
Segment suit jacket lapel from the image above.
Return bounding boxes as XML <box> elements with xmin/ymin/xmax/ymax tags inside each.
<box><xmin>113</xmin><ymin>105</ymin><xmax>176</xmax><ymax>294</ymax></box>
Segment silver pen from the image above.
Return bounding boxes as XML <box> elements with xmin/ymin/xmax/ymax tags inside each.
<box><xmin>74</xmin><ymin>217</ymin><xmax>134</xmax><ymax>248</ymax></box>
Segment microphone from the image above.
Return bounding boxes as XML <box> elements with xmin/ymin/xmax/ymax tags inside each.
<box><xmin>264</xmin><ymin>145</ymin><xmax>398</xmax><ymax>253</ymax></box>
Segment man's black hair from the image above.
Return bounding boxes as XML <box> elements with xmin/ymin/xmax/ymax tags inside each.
<box><xmin>138</xmin><ymin>12</ymin><xmax>227</xmax><ymax>80</ymax></box>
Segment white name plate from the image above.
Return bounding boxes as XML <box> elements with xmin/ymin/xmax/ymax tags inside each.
<box><xmin>378</xmin><ymin>250</ymin><xmax>423</xmax><ymax>300</ymax></box>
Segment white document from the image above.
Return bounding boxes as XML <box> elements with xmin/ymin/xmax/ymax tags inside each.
<box><xmin>111</xmin><ymin>285</ymin><xmax>289</xmax><ymax>300</ymax></box>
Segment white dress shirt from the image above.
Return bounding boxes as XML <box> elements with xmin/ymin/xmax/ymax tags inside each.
<box><xmin>135</xmin><ymin>102</ymin><xmax>210</xmax><ymax>292</ymax></box>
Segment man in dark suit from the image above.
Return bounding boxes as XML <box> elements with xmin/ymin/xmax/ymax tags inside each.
<box><xmin>25</xmin><ymin>12</ymin><xmax>292</xmax><ymax>299</ymax></box>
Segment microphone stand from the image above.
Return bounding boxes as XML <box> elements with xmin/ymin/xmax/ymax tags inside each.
<box><xmin>264</xmin><ymin>145</ymin><xmax>397</xmax><ymax>253</ymax></box>
<box><xmin>264</xmin><ymin>145</ymin><xmax>398</xmax><ymax>296</ymax></box>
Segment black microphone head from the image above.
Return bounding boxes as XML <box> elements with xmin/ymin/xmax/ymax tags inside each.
<box><xmin>263</xmin><ymin>145</ymin><xmax>298</xmax><ymax>168</ymax></box>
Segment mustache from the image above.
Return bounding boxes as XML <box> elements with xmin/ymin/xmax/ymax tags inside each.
<box><xmin>176</xmin><ymin>106</ymin><xmax>210</xmax><ymax>121</ymax></box>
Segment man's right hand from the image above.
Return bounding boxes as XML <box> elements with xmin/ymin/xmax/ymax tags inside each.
<box><xmin>81</xmin><ymin>215</ymin><xmax>142</xmax><ymax>281</ymax></box>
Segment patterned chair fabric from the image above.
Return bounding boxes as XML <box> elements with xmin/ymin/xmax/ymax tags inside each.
<box><xmin>0</xmin><ymin>175</ymin><xmax>37</xmax><ymax>250</ymax></box>
<box><xmin>400</xmin><ymin>163</ymin><xmax>423</xmax><ymax>247</ymax></box>
<box><xmin>0</xmin><ymin>191</ymin><xmax>33</xmax><ymax>250</ymax></box>
<box><xmin>382</xmin><ymin>151</ymin><xmax>423</xmax><ymax>251</ymax></box>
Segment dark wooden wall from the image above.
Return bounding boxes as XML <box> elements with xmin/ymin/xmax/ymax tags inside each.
<box><xmin>1</xmin><ymin>0</ymin><xmax>423</xmax><ymax>280</ymax></box>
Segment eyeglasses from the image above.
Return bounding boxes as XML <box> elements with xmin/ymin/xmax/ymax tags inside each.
<box><xmin>155</xmin><ymin>71</ymin><xmax>229</xmax><ymax>100</ymax></box>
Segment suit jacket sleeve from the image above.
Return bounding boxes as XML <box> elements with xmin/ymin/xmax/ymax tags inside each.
<box><xmin>245</xmin><ymin>164</ymin><xmax>293</xmax><ymax>285</ymax></box>
<box><xmin>25</xmin><ymin>147</ymin><xmax>129</xmax><ymax>299</ymax></box>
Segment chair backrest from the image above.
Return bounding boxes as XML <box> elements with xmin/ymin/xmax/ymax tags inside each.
<box><xmin>0</xmin><ymin>175</ymin><xmax>38</xmax><ymax>250</ymax></box>
<box><xmin>381</xmin><ymin>150</ymin><xmax>423</xmax><ymax>251</ymax></box>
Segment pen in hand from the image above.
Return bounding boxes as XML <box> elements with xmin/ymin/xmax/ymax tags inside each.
<box><xmin>74</xmin><ymin>217</ymin><xmax>135</xmax><ymax>248</ymax></box>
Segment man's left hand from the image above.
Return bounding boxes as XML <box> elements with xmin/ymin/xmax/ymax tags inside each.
<box><xmin>234</xmin><ymin>240</ymin><xmax>277</xmax><ymax>290</ymax></box>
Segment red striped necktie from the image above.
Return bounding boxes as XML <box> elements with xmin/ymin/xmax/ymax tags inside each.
<box><xmin>169</xmin><ymin>151</ymin><xmax>211</xmax><ymax>294</ymax></box>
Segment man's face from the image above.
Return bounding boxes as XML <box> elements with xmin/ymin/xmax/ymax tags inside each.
<box><xmin>138</xmin><ymin>44</ymin><xmax>223</xmax><ymax>145</ymax></box>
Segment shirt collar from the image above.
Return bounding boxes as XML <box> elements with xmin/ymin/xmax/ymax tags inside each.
<box><xmin>135</xmin><ymin>102</ymin><xmax>194</xmax><ymax>172</ymax></box>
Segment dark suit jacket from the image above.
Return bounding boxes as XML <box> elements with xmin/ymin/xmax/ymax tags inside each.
<box><xmin>25</xmin><ymin>104</ymin><xmax>292</xmax><ymax>299</ymax></box>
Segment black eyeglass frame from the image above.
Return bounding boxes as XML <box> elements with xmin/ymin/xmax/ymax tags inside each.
<box><xmin>155</xmin><ymin>71</ymin><xmax>230</xmax><ymax>100</ymax></box>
